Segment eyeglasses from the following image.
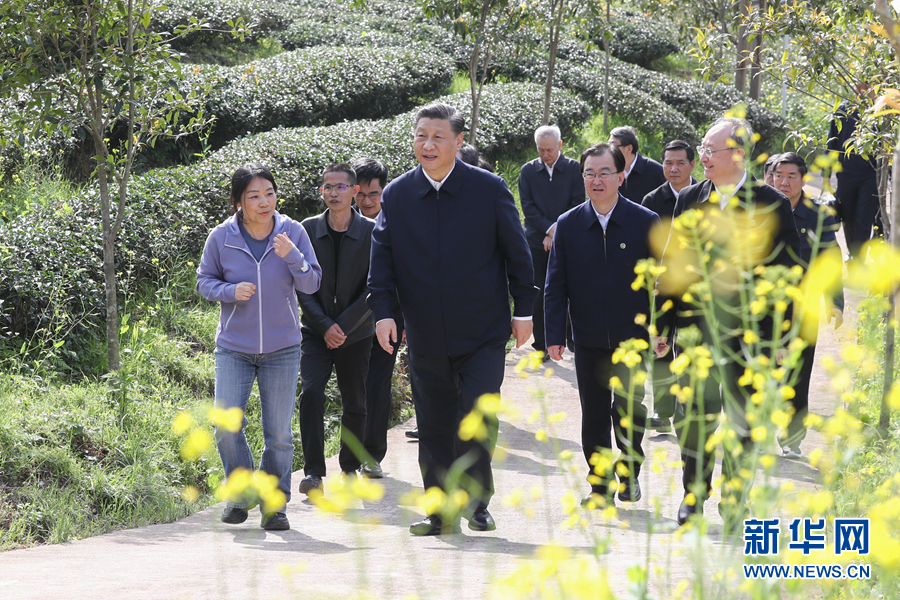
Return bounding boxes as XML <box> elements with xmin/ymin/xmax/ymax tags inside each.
<box><xmin>322</xmin><ymin>184</ymin><xmax>351</xmax><ymax>193</ymax></box>
<box><xmin>356</xmin><ymin>191</ymin><xmax>382</xmax><ymax>200</ymax></box>
<box><xmin>582</xmin><ymin>170</ymin><xmax>620</xmax><ymax>181</ymax></box>
<box><xmin>696</xmin><ymin>145</ymin><xmax>736</xmax><ymax>159</ymax></box>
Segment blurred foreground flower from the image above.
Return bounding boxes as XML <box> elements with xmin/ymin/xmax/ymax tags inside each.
<box><xmin>490</xmin><ymin>545</ymin><xmax>615</xmax><ymax>600</ymax></box>
<box><xmin>214</xmin><ymin>467</ymin><xmax>288</xmax><ymax>513</ymax></box>
<box><xmin>309</xmin><ymin>473</ymin><xmax>385</xmax><ymax>515</ymax></box>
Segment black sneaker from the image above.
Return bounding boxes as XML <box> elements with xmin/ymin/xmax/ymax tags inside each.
<box><xmin>298</xmin><ymin>474</ymin><xmax>323</xmax><ymax>495</ymax></box>
<box><xmin>221</xmin><ymin>506</ymin><xmax>249</xmax><ymax>524</ymax></box>
<box><xmin>261</xmin><ymin>511</ymin><xmax>290</xmax><ymax>531</ymax></box>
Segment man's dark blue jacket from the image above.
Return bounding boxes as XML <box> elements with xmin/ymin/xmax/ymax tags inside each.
<box><xmin>544</xmin><ymin>195</ymin><xmax>660</xmax><ymax>349</ymax></box>
<box><xmin>367</xmin><ymin>159</ymin><xmax>536</xmax><ymax>357</ymax></box>
<box><xmin>620</xmin><ymin>153</ymin><xmax>666</xmax><ymax>204</ymax></box>
<box><xmin>518</xmin><ymin>155</ymin><xmax>584</xmax><ymax>249</ymax></box>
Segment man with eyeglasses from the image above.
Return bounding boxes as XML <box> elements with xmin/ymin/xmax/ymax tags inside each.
<box><xmin>655</xmin><ymin>117</ymin><xmax>800</xmax><ymax>530</ymax></box>
<box><xmin>518</xmin><ymin>125</ymin><xmax>584</xmax><ymax>361</ymax></box>
<box><xmin>297</xmin><ymin>163</ymin><xmax>377</xmax><ymax>495</ymax></box>
<box><xmin>350</xmin><ymin>158</ymin><xmax>412</xmax><ymax>477</ymax></box>
<box><xmin>545</xmin><ymin>142</ymin><xmax>660</xmax><ymax>509</ymax></box>
<box><xmin>609</xmin><ymin>126</ymin><xmax>666</xmax><ymax>205</ymax></box>
<box><xmin>640</xmin><ymin>140</ymin><xmax>697</xmax><ymax>435</ymax></box>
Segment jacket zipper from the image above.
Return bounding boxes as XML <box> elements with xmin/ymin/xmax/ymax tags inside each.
<box><xmin>224</xmin><ymin>240</ymin><xmax>273</xmax><ymax>354</ymax></box>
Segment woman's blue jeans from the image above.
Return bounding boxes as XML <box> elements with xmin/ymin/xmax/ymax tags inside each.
<box><xmin>214</xmin><ymin>343</ymin><xmax>301</xmax><ymax>509</ymax></box>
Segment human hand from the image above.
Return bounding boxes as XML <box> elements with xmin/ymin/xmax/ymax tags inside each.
<box><xmin>543</xmin><ymin>235</ymin><xmax>553</xmax><ymax>252</ymax></box>
<box><xmin>831</xmin><ymin>308</ymin><xmax>844</xmax><ymax>330</ymax></box>
<box><xmin>234</xmin><ymin>282</ymin><xmax>256</xmax><ymax>301</ymax></box>
<box><xmin>548</xmin><ymin>345</ymin><xmax>565</xmax><ymax>361</ymax></box>
<box><xmin>376</xmin><ymin>319</ymin><xmax>397</xmax><ymax>354</ymax></box>
<box><xmin>273</xmin><ymin>233</ymin><xmax>296</xmax><ymax>258</ymax></box>
<box><xmin>652</xmin><ymin>336</ymin><xmax>669</xmax><ymax>357</ymax></box>
<box><xmin>324</xmin><ymin>323</ymin><xmax>347</xmax><ymax>349</ymax></box>
<box><xmin>511</xmin><ymin>319</ymin><xmax>533</xmax><ymax>349</ymax></box>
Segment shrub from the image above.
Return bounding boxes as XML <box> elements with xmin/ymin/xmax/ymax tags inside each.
<box><xmin>185</xmin><ymin>44</ymin><xmax>454</xmax><ymax>150</ymax></box>
<box><xmin>0</xmin><ymin>83</ymin><xmax>589</xmax><ymax>348</ymax></box>
<box><xmin>606</xmin><ymin>11</ymin><xmax>681</xmax><ymax>68</ymax></box>
<box><xmin>148</xmin><ymin>0</ymin><xmax>297</xmax><ymax>50</ymax></box>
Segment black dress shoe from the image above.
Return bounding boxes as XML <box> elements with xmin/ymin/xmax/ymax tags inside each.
<box><xmin>409</xmin><ymin>515</ymin><xmax>461</xmax><ymax>536</ymax></box>
<box><xmin>221</xmin><ymin>506</ymin><xmax>249</xmax><ymax>524</ymax></box>
<box><xmin>617</xmin><ymin>479</ymin><xmax>642</xmax><ymax>502</ymax></box>
<box><xmin>648</xmin><ymin>415</ymin><xmax>672</xmax><ymax>433</ymax></box>
<box><xmin>298</xmin><ymin>474</ymin><xmax>323</xmax><ymax>495</ymax></box>
<box><xmin>677</xmin><ymin>497</ymin><xmax>702</xmax><ymax>525</ymax></box>
<box><xmin>467</xmin><ymin>506</ymin><xmax>496</xmax><ymax>531</ymax></box>
<box><xmin>261</xmin><ymin>511</ymin><xmax>290</xmax><ymax>531</ymax></box>
<box><xmin>405</xmin><ymin>428</ymin><xmax>419</xmax><ymax>439</ymax></box>
<box><xmin>360</xmin><ymin>461</ymin><xmax>384</xmax><ymax>479</ymax></box>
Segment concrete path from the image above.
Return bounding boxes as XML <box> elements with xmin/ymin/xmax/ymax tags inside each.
<box><xmin>0</xmin><ymin>220</ymin><xmax>857</xmax><ymax>599</ymax></box>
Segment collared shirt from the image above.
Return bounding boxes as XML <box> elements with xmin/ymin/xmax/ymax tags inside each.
<box><xmin>668</xmin><ymin>182</ymin><xmax>683</xmax><ymax>199</ymax></box>
<box><xmin>543</xmin><ymin>154</ymin><xmax>561</xmax><ymax>180</ymax></box>
<box><xmin>623</xmin><ymin>160</ymin><xmax>634</xmax><ymax>180</ymax></box>
<box><xmin>591</xmin><ymin>199</ymin><xmax>618</xmax><ymax>232</ymax></box>
<box><xmin>422</xmin><ymin>162</ymin><xmax>456</xmax><ymax>191</ymax></box>
<box><xmin>715</xmin><ymin>170</ymin><xmax>748</xmax><ymax>210</ymax></box>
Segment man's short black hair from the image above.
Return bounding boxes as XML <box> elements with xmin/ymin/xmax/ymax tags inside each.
<box><xmin>764</xmin><ymin>153</ymin><xmax>781</xmax><ymax>176</ymax></box>
<box><xmin>772</xmin><ymin>152</ymin><xmax>808</xmax><ymax>177</ymax></box>
<box><xmin>351</xmin><ymin>157</ymin><xmax>388</xmax><ymax>188</ymax></box>
<box><xmin>477</xmin><ymin>156</ymin><xmax>494</xmax><ymax>173</ymax></box>
<box><xmin>457</xmin><ymin>143</ymin><xmax>480</xmax><ymax>167</ymax></box>
<box><xmin>610</xmin><ymin>126</ymin><xmax>640</xmax><ymax>155</ymax></box>
<box><xmin>323</xmin><ymin>162</ymin><xmax>357</xmax><ymax>186</ymax></box>
<box><xmin>661</xmin><ymin>139</ymin><xmax>695</xmax><ymax>163</ymax></box>
<box><xmin>414</xmin><ymin>103</ymin><xmax>465</xmax><ymax>136</ymax></box>
<box><xmin>580</xmin><ymin>142</ymin><xmax>625</xmax><ymax>173</ymax></box>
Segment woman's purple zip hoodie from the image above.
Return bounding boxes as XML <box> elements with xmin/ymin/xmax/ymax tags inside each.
<box><xmin>197</xmin><ymin>211</ymin><xmax>322</xmax><ymax>354</ymax></box>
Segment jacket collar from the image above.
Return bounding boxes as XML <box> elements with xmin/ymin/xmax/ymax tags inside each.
<box><xmin>223</xmin><ymin>211</ymin><xmax>287</xmax><ymax>251</ymax></box>
<box><xmin>792</xmin><ymin>193</ymin><xmax>814</xmax><ymax>221</ymax></box>
<box><xmin>413</xmin><ymin>159</ymin><xmax>468</xmax><ymax>198</ymax></box>
<box><xmin>578</xmin><ymin>193</ymin><xmax>630</xmax><ymax>228</ymax></box>
<box><xmin>533</xmin><ymin>154</ymin><xmax>570</xmax><ymax>173</ymax></box>
<box><xmin>312</xmin><ymin>208</ymin><xmax>366</xmax><ymax>240</ymax></box>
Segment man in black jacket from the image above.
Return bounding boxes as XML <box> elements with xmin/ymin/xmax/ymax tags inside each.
<box><xmin>518</xmin><ymin>125</ymin><xmax>584</xmax><ymax>357</ymax></box>
<box><xmin>609</xmin><ymin>126</ymin><xmax>666</xmax><ymax>204</ymax></box>
<box><xmin>828</xmin><ymin>85</ymin><xmax>880</xmax><ymax>260</ymax></box>
<box><xmin>641</xmin><ymin>140</ymin><xmax>697</xmax><ymax>434</ymax></box>
<box><xmin>297</xmin><ymin>163</ymin><xmax>376</xmax><ymax>495</ymax></box>
<box><xmin>545</xmin><ymin>142</ymin><xmax>660</xmax><ymax>508</ymax></box>
<box><xmin>368</xmin><ymin>103</ymin><xmax>535</xmax><ymax>535</ymax></box>
<box><xmin>656</xmin><ymin>117</ymin><xmax>801</xmax><ymax>528</ymax></box>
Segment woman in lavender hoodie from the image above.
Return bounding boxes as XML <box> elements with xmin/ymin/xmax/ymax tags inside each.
<box><xmin>197</xmin><ymin>164</ymin><xmax>321</xmax><ymax>531</ymax></box>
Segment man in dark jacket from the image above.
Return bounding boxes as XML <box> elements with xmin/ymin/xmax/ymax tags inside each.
<box><xmin>368</xmin><ymin>103</ymin><xmax>535</xmax><ymax>535</ymax></box>
<box><xmin>545</xmin><ymin>142</ymin><xmax>660</xmax><ymax>508</ymax></box>
<box><xmin>297</xmin><ymin>163</ymin><xmax>376</xmax><ymax>495</ymax></box>
<box><xmin>828</xmin><ymin>84</ymin><xmax>880</xmax><ymax>260</ymax></box>
<box><xmin>771</xmin><ymin>152</ymin><xmax>844</xmax><ymax>458</ymax></box>
<box><xmin>656</xmin><ymin>117</ymin><xmax>801</xmax><ymax>528</ymax></box>
<box><xmin>518</xmin><ymin>125</ymin><xmax>584</xmax><ymax>358</ymax></box>
<box><xmin>609</xmin><ymin>126</ymin><xmax>666</xmax><ymax>204</ymax></box>
<box><xmin>641</xmin><ymin>140</ymin><xmax>697</xmax><ymax>434</ymax></box>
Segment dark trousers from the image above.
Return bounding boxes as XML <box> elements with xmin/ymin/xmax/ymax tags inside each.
<box><xmin>782</xmin><ymin>342</ymin><xmax>816</xmax><ymax>449</ymax></box>
<box><xmin>298</xmin><ymin>334</ymin><xmax>372</xmax><ymax>476</ymax></box>
<box><xmin>407</xmin><ymin>340</ymin><xmax>506</xmax><ymax>508</ymax></box>
<box><xmin>532</xmin><ymin>246</ymin><xmax>573</xmax><ymax>351</ymax></box>
<box><xmin>650</xmin><ymin>351</ymin><xmax>676</xmax><ymax>419</ymax></box>
<box><xmin>573</xmin><ymin>345</ymin><xmax>647</xmax><ymax>494</ymax></box>
<box><xmin>836</xmin><ymin>172</ymin><xmax>879</xmax><ymax>259</ymax></box>
<box><xmin>363</xmin><ymin>327</ymin><xmax>403</xmax><ymax>463</ymax></box>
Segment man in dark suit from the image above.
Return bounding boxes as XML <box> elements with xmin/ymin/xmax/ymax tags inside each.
<box><xmin>518</xmin><ymin>125</ymin><xmax>584</xmax><ymax>358</ymax></box>
<box><xmin>609</xmin><ymin>126</ymin><xmax>666</xmax><ymax>204</ymax></box>
<box><xmin>368</xmin><ymin>103</ymin><xmax>535</xmax><ymax>536</ymax></box>
<box><xmin>641</xmin><ymin>140</ymin><xmax>697</xmax><ymax>434</ymax></box>
<box><xmin>828</xmin><ymin>84</ymin><xmax>880</xmax><ymax>260</ymax></box>
<box><xmin>545</xmin><ymin>142</ymin><xmax>660</xmax><ymax>508</ymax></box>
<box><xmin>655</xmin><ymin>117</ymin><xmax>801</xmax><ymax>528</ymax></box>
<box><xmin>297</xmin><ymin>163</ymin><xmax>376</xmax><ymax>495</ymax></box>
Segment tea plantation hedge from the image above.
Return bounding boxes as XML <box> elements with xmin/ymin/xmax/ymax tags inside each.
<box><xmin>149</xmin><ymin>0</ymin><xmax>296</xmax><ymax>50</ymax></box>
<box><xmin>187</xmin><ymin>44</ymin><xmax>454</xmax><ymax>149</ymax></box>
<box><xmin>0</xmin><ymin>83</ymin><xmax>589</xmax><ymax>346</ymax></box>
<box><xmin>606</xmin><ymin>12</ymin><xmax>680</xmax><ymax>68</ymax></box>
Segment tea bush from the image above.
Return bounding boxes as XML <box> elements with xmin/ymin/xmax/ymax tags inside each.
<box><xmin>606</xmin><ymin>11</ymin><xmax>681</xmax><ymax>67</ymax></box>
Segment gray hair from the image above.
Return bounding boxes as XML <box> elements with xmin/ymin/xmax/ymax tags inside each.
<box><xmin>711</xmin><ymin>116</ymin><xmax>754</xmax><ymax>151</ymax></box>
<box><xmin>534</xmin><ymin>125</ymin><xmax>561</xmax><ymax>144</ymax></box>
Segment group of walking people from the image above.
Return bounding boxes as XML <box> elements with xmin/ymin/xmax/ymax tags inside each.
<box><xmin>196</xmin><ymin>99</ymin><xmax>865</xmax><ymax>534</ymax></box>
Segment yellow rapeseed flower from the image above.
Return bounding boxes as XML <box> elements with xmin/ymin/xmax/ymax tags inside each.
<box><xmin>207</xmin><ymin>406</ymin><xmax>244</xmax><ymax>433</ymax></box>
<box><xmin>171</xmin><ymin>411</ymin><xmax>194</xmax><ymax>435</ymax></box>
<box><xmin>181</xmin><ymin>428</ymin><xmax>214</xmax><ymax>461</ymax></box>
<box><xmin>459</xmin><ymin>410</ymin><xmax>488</xmax><ymax>442</ymax></box>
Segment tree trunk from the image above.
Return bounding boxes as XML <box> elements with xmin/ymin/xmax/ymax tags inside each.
<box><xmin>99</xmin><ymin>161</ymin><xmax>120</xmax><ymax>372</ymax></box>
<box><xmin>603</xmin><ymin>1</ymin><xmax>610</xmax><ymax>132</ymax></box>
<box><xmin>542</xmin><ymin>2</ymin><xmax>562</xmax><ymax>126</ymax></box>
<box><xmin>735</xmin><ymin>0</ymin><xmax>751</xmax><ymax>94</ymax></box>
<box><xmin>469</xmin><ymin>44</ymin><xmax>480</xmax><ymax>145</ymax></box>
<box><xmin>879</xmin><ymin>142</ymin><xmax>900</xmax><ymax>436</ymax></box>
<box><xmin>748</xmin><ymin>0</ymin><xmax>765</xmax><ymax>101</ymax></box>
